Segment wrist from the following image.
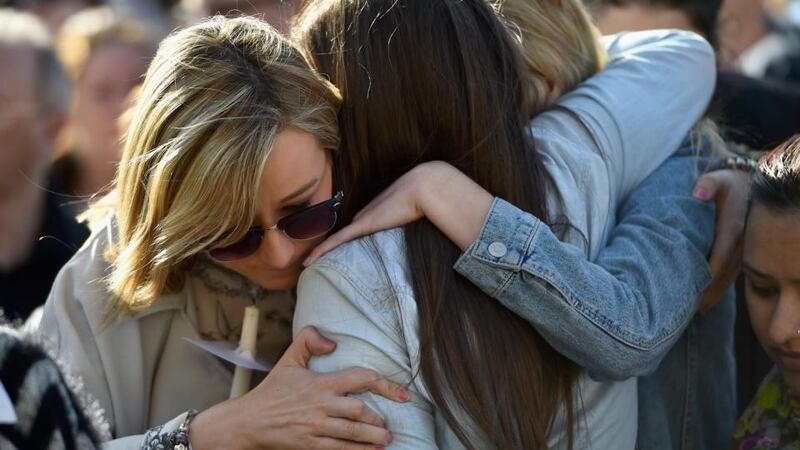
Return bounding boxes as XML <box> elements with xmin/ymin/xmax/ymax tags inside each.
<box><xmin>189</xmin><ymin>400</ymin><xmax>244</xmax><ymax>450</ymax></box>
<box><xmin>418</xmin><ymin>166</ymin><xmax>494</xmax><ymax>250</ymax></box>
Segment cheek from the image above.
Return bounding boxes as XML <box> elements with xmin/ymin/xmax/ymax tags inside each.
<box><xmin>746</xmin><ymin>294</ymin><xmax>779</xmax><ymax>361</ymax></box>
<box><xmin>0</xmin><ymin>121</ymin><xmax>43</xmax><ymax>172</ymax></box>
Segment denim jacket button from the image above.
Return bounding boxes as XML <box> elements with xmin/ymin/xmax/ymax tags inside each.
<box><xmin>488</xmin><ymin>242</ymin><xmax>507</xmax><ymax>258</ymax></box>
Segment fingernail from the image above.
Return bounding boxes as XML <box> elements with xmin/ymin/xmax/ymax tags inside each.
<box><xmin>386</xmin><ymin>432</ymin><xmax>393</xmax><ymax>444</ymax></box>
<box><xmin>398</xmin><ymin>388</ymin><xmax>409</xmax><ymax>402</ymax></box>
<box><xmin>303</xmin><ymin>256</ymin><xmax>313</xmax><ymax>267</ymax></box>
<box><xmin>694</xmin><ymin>186</ymin><xmax>710</xmax><ymax>200</ymax></box>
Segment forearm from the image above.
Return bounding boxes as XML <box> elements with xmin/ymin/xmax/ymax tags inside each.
<box><xmin>415</xmin><ymin>162</ymin><xmax>493</xmax><ymax>251</ymax></box>
<box><xmin>189</xmin><ymin>403</ymin><xmax>241</xmax><ymax>450</ymax></box>
<box><xmin>454</xmin><ymin>156</ymin><xmax>715</xmax><ymax>378</ymax></box>
<box><xmin>454</xmin><ymin>203</ymin><xmax>695</xmax><ymax>378</ymax></box>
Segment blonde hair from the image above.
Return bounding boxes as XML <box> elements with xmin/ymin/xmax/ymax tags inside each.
<box><xmin>56</xmin><ymin>7</ymin><xmax>159</xmax><ymax>82</ymax></box>
<box><xmin>495</xmin><ymin>0</ymin><xmax>726</xmax><ymax>157</ymax></box>
<box><xmin>491</xmin><ymin>0</ymin><xmax>606</xmax><ymax>113</ymax></box>
<box><xmin>94</xmin><ymin>15</ymin><xmax>341</xmax><ymax>314</ymax></box>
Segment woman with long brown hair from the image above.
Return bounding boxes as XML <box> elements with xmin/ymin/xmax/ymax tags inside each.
<box><xmin>291</xmin><ymin>0</ymin><xmax>716</xmax><ymax>448</ymax></box>
<box><xmin>33</xmin><ymin>3</ymin><xmax>716</xmax><ymax>450</ymax></box>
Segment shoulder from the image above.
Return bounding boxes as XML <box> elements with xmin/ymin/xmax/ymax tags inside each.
<box><xmin>305</xmin><ymin>228</ymin><xmax>412</xmax><ymax>302</ymax></box>
<box><xmin>295</xmin><ymin>228</ymin><xmax>417</xmax><ymax>351</ymax></box>
<box><xmin>47</xmin><ymin>216</ymin><xmax>115</xmax><ymax>310</ymax></box>
<box><xmin>43</xmin><ymin>216</ymin><xmax>183</xmax><ymax>336</ymax></box>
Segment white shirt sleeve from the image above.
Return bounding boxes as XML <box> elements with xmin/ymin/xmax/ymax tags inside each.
<box><xmin>293</xmin><ymin>264</ymin><xmax>440</xmax><ymax>450</ymax></box>
<box><xmin>554</xmin><ymin>29</ymin><xmax>716</xmax><ymax>202</ymax></box>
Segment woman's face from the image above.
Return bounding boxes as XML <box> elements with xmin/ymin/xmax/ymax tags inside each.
<box><xmin>70</xmin><ymin>42</ymin><xmax>148</xmax><ymax>166</ymax></box>
<box><xmin>215</xmin><ymin>128</ymin><xmax>334</xmax><ymax>290</ymax></box>
<box><xmin>744</xmin><ymin>203</ymin><xmax>800</xmax><ymax>393</ymax></box>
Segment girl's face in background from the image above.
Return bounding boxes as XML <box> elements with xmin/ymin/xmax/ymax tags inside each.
<box><xmin>744</xmin><ymin>203</ymin><xmax>800</xmax><ymax>393</ymax></box>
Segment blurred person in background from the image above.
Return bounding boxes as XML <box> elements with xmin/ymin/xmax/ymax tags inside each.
<box><xmin>589</xmin><ymin>0</ymin><xmax>800</xmax><ymax>151</ymax></box>
<box><xmin>0</xmin><ymin>8</ymin><xmax>87</xmax><ymax>322</ymax></box>
<box><xmin>182</xmin><ymin>0</ymin><xmax>303</xmax><ymax>33</ymax></box>
<box><xmin>50</xmin><ymin>7</ymin><xmax>157</xmax><ymax>213</ymax></box>
<box><xmin>718</xmin><ymin>0</ymin><xmax>800</xmax><ymax>82</ymax></box>
<box><xmin>590</xmin><ymin>0</ymin><xmax>722</xmax><ymax>42</ymax></box>
<box><xmin>0</xmin><ymin>0</ymin><xmax>100</xmax><ymax>30</ymax></box>
<box><xmin>106</xmin><ymin>0</ymin><xmax>180</xmax><ymax>34</ymax></box>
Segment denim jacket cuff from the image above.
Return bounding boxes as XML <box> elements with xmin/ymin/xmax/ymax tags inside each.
<box><xmin>454</xmin><ymin>198</ymin><xmax>541</xmax><ymax>297</ymax></box>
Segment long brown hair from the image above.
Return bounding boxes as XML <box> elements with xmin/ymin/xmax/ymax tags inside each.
<box><xmin>294</xmin><ymin>1</ymin><xmax>578</xmax><ymax>448</ymax></box>
<box><xmin>752</xmin><ymin>135</ymin><xmax>800</xmax><ymax>212</ymax></box>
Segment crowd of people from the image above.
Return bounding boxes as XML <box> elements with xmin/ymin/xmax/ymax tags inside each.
<box><xmin>0</xmin><ymin>0</ymin><xmax>799</xmax><ymax>449</ymax></box>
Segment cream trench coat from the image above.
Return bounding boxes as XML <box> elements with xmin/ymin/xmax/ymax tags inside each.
<box><xmin>36</xmin><ymin>217</ymin><xmax>296</xmax><ymax>448</ymax></box>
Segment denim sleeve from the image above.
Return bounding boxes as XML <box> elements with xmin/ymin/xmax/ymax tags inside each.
<box><xmin>453</xmin><ymin>152</ymin><xmax>714</xmax><ymax>380</ymax></box>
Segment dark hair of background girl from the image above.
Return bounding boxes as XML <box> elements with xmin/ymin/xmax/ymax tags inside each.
<box><xmin>751</xmin><ymin>135</ymin><xmax>800</xmax><ymax>211</ymax></box>
<box><xmin>294</xmin><ymin>1</ymin><xmax>579</xmax><ymax>448</ymax></box>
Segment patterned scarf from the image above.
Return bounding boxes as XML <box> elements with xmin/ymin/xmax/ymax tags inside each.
<box><xmin>733</xmin><ymin>367</ymin><xmax>800</xmax><ymax>450</ymax></box>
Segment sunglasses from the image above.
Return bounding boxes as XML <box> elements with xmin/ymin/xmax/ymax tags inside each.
<box><xmin>208</xmin><ymin>192</ymin><xmax>343</xmax><ymax>261</ymax></box>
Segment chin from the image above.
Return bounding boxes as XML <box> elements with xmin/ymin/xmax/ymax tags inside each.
<box><xmin>783</xmin><ymin>370</ymin><xmax>800</xmax><ymax>396</ymax></box>
<box><xmin>253</xmin><ymin>269</ymin><xmax>302</xmax><ymax>291</ymax></box>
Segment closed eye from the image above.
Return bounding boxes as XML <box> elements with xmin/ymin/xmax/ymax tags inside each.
<box><xmin>282</xmin><ymin>199</ymin><xmax>312</xmax><ymax>215</ymax></box>
<box><xmin>745</xmin><ymin>276</ymin><xmax>779</xmax><ymax>299</ymax></box>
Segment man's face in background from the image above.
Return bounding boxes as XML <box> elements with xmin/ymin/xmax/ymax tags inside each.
<box><xmin>0</xmin><ymin>45</ymin><xmax>52</xmax><ymax>198</ymax></box>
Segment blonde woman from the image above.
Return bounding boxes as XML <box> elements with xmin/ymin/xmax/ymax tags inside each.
<box><xmin>38</xmin><ymin>16</ymin><xmax>407</xmax><ymax>449</ymax></box>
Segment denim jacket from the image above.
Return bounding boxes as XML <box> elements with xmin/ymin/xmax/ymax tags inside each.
<box><xmin>453</xmin><ymin>149</ymin><xmax>715</xmax><ymax>380</ymax></box>
<box><xmin>454</xmin><ymin>149</ymin><xmax>736</xmax><ymax>449</ymax></box>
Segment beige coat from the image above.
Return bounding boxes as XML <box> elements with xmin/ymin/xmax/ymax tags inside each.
<box><xmin>36</xmin><ymin>217</ymin><xmax>295</xmax><ymax>448</ymax></box>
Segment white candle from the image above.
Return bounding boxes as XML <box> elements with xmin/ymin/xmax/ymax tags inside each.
<box><xmin>229</xmin><ymin>305</ymin><xmax>259</xmax><ymax>399</ymax></box>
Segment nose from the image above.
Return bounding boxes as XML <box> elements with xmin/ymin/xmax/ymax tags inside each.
<box><xmin>768</xmin><ymin>292</ymin><xmax>800</xmax><ymax>348</ymax></box>
<box><xmin>255</xmin><ymin>227</ymin><xmax>296</xmax><ymax>269</ymax></box>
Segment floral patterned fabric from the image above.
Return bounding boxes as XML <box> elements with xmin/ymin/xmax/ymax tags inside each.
<box><xmin>733</xmin><ymin>366</ymin><xmax>800</xmax><ymax>450</ymax></box>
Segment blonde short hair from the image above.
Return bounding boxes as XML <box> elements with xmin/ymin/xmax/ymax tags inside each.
<box><xmin>492</xmin><ymin>0</ymin><xmax>606</xmax><ymax>113</ymax></box>
<box><xmin>97</xmin><ymin>15</ymin><xmax>341</xmax><ymax>314</ymax></box>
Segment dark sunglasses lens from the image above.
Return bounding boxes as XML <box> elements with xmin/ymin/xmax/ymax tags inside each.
<box><xmin>208</xmin><ymin>229</ymin><xmax>262</xmax><ymax>261</ymax></box>
<box><xmin>281</xmin><ymin>204</ymin><xmax>338</xmax><ymax>240</ymax></box>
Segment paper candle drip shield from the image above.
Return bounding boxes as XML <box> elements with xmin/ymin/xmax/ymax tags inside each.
<box><xmin>234</xmin><ymin>348</ymin><xmax>255</xmax><ymax>361</ymax></box>
<box><xmin>229</xmin><ymin>305</ymin><xmax>260</xmax><ymax>399</ymax></box>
